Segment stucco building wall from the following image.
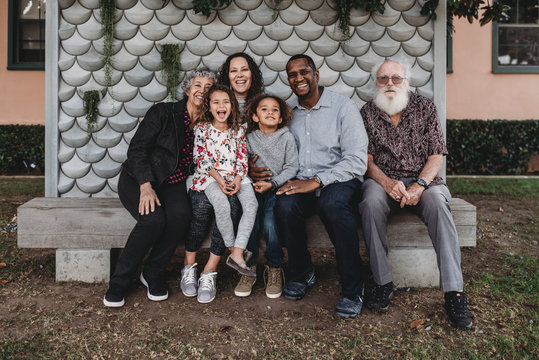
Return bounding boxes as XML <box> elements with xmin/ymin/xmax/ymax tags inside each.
<box><xmin>0</xmin><ymin>2</ymin><xmax>45</xmax><ymax>125</ymax></box>
<box><xmin>447</xmin><ymin>17</ymin><xmax>539</xmax><ymax>120</ymax></box>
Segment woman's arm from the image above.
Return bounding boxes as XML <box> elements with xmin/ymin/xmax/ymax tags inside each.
<box><xmin>125</xmin><ymin>105</ymin><xmax>163</xmax><ymax>185</ymax></box>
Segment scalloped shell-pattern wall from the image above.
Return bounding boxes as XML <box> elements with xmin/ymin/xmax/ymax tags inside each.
<box><xmin>57</xmin><ymin>0</ymin><xmax>435</xmax><ymax>197</ymax></box>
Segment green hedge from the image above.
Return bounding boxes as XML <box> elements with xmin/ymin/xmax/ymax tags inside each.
<box><xmin>0</xmin><ymin>121</ymin><xmax>537</xmax><ymax>175</ymax></box>
<box><xmin>446</xmin><ymin>120</ymin><xmax>538</xmax><ymax>175</ymax></box>
<box><xmin>0</xmin><ymin>125</ymin><xmax>45</xmax><ymax>175</ymax></box>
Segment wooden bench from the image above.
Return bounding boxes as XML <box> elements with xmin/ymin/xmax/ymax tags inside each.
<box><xmin>17</xmin><ymin>197</ymin><xmax>476</xmax><ymax>287</ymax></box>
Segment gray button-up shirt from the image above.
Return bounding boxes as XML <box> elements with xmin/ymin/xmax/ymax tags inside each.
<box><xmin>287</xmin><ymin>88</ymin><xmax>368</xmax><ymax>186</ymax></box>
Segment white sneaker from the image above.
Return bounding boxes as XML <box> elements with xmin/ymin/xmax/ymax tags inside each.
<box><xmin>180</xmin><ymin>263</ymin><xmax>198</xmax><ymax>297</ymax></box>
<box><xmin>197</xmin><ymin>271</ymin><xmax>217</xmax><ymax>304</ymax></box>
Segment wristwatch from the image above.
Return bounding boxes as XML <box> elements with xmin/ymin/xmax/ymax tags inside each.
<box><xmin>415</xmin><ymin>178</ymin><xmax>429</xmax><ymax>190</ymax></box>
<box><xmin>313</xmin><ymin>174</ymin><xmax>324</xmax><ymax>188</ymax></box>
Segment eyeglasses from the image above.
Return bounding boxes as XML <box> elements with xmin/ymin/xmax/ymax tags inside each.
<box><xmin>376</xmin><ymin>76</ymin><xmax>406</xmax><ymax>85</ymax></box>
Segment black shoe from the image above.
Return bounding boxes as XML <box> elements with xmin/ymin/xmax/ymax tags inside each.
<box><xmin>366</xmin><ymin>282</ymin><xmax>394</xmax><ymax>313</ymax></box>
<box><xmin>336</xmin><ymin>288</ymin><xmax>365</xmax><ymax>318</ymax></box>
<box><xmin>445</xmin><ymin>291</ymin><xmax>473</xmax><ymax>330</ymax></box>
<box><xmin>140</xmin><ymin>273</ymin><xmax>169</xmax><ymax>302</ymax></box>
<box><xmin>283</xmin><ymin>269</ymin><xmax>316</xmax><ymax>300</ymax></box>
<box><xmin>103</xmin><ymin>285</ymin><xmax>125</xmax><ymax>308</ymax></box>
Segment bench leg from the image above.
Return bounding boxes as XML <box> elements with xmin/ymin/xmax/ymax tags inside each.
<box><xmin>388</xmin><ymin>247</ymin><xmax>440</xmax><ymax>288</ymax></box>
<box><xmin>55</xmin><ymin>249</ymin><xmax>111</xmax><ymax>283</ymax></box>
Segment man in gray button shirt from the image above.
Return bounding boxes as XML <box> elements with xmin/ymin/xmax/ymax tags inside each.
<box><xmin>272</xmin><ymin>54</ymin><xmax>369</xmax><ymax>318</ymax></box>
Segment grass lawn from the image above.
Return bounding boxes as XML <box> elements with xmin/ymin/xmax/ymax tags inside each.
<box><xmin>0</xmin><ymin>177</ymin><xmax>537</xmax><ymax>359</ymax></box>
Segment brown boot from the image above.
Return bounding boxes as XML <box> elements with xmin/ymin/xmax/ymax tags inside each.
<box><xmin>234</xmin><ymin>265</ymin><xmax>256</xmax><ymax>297</ymax></box>
<box><xmin>264</xmin><ymin>265</ymin><xmax>283</xmax><ymax>299</ymax></box>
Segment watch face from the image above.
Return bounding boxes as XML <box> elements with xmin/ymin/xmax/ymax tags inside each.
<box><xmin>417</xmin><ymin>179</ymin><xmax>427</xmax><ymax>188</ymax></box>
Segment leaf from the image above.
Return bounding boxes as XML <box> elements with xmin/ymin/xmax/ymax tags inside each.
<box><xmin>410</xmin><ymin>318</ymin><xmax>425</xmax><ymax>329</ymax></box>
<box><xmin>0</xmin><ymin>280</ymin><xmax>8</xmax><ymax>285</ymax></box>
<box><xmin>0</xmin><ymin>262</ymin><xmax>6</xmax><ymax>268</ymax></box>
<box><xmin>219</xmin><ymin>325</ymin><xmax>232</xmax><ymax>333</ymax></box>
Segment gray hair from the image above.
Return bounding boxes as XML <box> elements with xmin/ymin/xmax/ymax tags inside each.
<box><xmin>180</xmin><ymin>68</ymin><xmax>217</xmax><ymax>94</ymax></box>
<box><xmin>370</xmin><ymin>60</ymin><xmax>411</xmax><ymax>82</ymax></box>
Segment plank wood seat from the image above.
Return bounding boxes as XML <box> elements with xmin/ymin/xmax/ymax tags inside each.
<box><xmin>18</xmin><ymin>197</ymin><xmax>476</xmax><ymax>287</ymax></box>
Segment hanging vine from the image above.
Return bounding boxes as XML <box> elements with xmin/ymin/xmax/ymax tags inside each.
<box><xmin>83</xmin><ymin>90</ymin><xmax>103</xmax><ymax>136</ymax></box>
<box><xmin>187</xmin><ymin>0</ymin><xmax>508</xmax><ymax>39</ymax></box>
<box><xmin>100</xmin><ymin>0</ymin><xmax>115</xmax><ymax>88</ymax></box>
<box><xmin>160</xmin><ymin>44</ymin><xmax>182</xmax><ymax>101</ymax></box>
<box><xmin>335</xmin><ymin>0</ymin><xmax>385</xmax><ymax>39</ymax></box>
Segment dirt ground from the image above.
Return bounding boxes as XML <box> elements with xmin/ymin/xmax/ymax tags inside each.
<box><xmin>0</xmin><ymin>189</ymin><xmax>537</xmax><ymax>359</ymax></box>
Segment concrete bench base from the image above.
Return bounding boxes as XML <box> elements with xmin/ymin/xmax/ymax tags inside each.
<box><xmin>56</xmin><ymin>249</ymin><xmax>111</xmax><ymax>282</ymax></box>
<box><xmin>18</xmin><ymin>197</ymin><xmax>476</xmax><ymax>287</ymax></box>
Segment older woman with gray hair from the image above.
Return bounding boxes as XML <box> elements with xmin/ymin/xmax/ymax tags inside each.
<box><xmin>103</xmin><ymin>68</ymin><xmax>216</xmax><ymax>308</ymax></box>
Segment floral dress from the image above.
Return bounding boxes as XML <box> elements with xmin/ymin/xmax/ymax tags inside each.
<box><xmin>191</xmin><ymin>123</ymin><xmax>250</xmax><ymax>191</ymax></box>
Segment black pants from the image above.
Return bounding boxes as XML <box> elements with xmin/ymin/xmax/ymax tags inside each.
<box><xmin>187</xmin><ymin>190</ymin><xmax>242</xmax><ymax>256</ymax></box>
<box><xmin>110</xmin><ymin>170</ymin><xmax>191</xmax><ymax>290</ymax></box>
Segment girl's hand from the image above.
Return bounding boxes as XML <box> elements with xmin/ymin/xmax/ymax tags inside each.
<box><xmin>210</xmin><ymin>169</ymin><xmax>231</xmax><ymax>195</ymax></box>
<box><xmin>217</xmin><ymin>176</ymin><xmax>232</xmax><ymax>195</ymax></box>
<box><xmin>228</xmin><ymin>175</ymin><xmax>242</xmax><ymax>195</ymax></box>
<box><xmin>139</xmin><ymin>182</ymin><xmax>161</xmax><ymax>215</ymax></box>
<box><xmin>254</xmin><ymin>181</ymin><xmax>272</xmax><ymax>194</ymax></box>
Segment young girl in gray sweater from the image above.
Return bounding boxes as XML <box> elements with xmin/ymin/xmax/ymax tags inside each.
<box><xmin>241</xmin><ymin>94</ymin><xmax>299</xmax><ymax>298</ymax></box>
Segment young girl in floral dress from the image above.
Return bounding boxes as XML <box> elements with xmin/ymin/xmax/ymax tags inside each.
<box><xmin>192</xmin><ymin>84</ymin><xmax>258</xmax><ymax>280</ymax></box>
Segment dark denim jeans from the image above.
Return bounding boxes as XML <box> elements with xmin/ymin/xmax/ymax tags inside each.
<box><xmin>274</xmin><ymin>179</ymin><xmax>364</xmax><ymax>297</ymax></box>
<box><xmin>246</xmin><ymin>190</ymin><xmax>284</xmax><ymax>268</ymax></box>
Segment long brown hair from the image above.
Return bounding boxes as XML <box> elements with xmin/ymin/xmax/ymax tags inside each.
<box><xmin>217</xmin><ymin>52</ymin><xmax>264</xmax><ymax>101</ymax></box>
<box><xmin>199</xmin><ymin>84</ymin><xmax>241</xmax><ymax>133</ymax></box>
<box><xmin>244</xmin><ymin>94</ymin><xmax>292</xmax><ymax>133</ymax></box>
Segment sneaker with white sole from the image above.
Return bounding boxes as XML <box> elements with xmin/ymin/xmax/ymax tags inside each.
<box><xmin>234</xmin><ymin>266</ymin><xmax>257</xmax><ymax>297</ymax></box>
<box><xmin>140</xmin><ymin>273</ymin><xmax>168</xmax><ymax>302</ymax></box>
<box><xmin>197</xmin><ymin>271</ymin><xmax>217</xmax><ymax>304</ymax></box>
<box><xmin>264</xmin><ymin>265</ymin><xmax>283</xmax><ymax>299</ymax></box>
<box><xmin>103</xmin><ymin>284</ymin><xmax>125</xmax><ymax>308</ymax></box>
<box><xmin>180</xmin><ymin>263</ymin><xmax>198</xmax><ymax>297</ymax></box>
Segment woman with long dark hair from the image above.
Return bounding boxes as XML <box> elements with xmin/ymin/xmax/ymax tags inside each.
<box><xmin>179</xmin><ymin>53</ymin><xmax>266</xmax><ymax>303</ymax></box>
<box><xmin>217</xmin><ymin>52</ymin><xmax>264</xmax><ymax>113</ymax></box>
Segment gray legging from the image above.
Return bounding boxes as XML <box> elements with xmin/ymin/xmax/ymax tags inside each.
<box><xmin>204</xmin><ymin>181</ymin><xmax>258</xmax><ymax>249</ymax></box>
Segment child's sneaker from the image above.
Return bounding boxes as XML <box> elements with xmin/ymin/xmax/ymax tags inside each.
<box><xmin>234</xmin><ymin>266</ymin><xmax>257</xmax><ymax>297</ymax></box>
<box><xmin>180</xmin><ymin>263</ymin><xmax>198</xmax><ymax>297</ymax></box>
<box><xmin>264</xmin><ymin>265</ymin><xmax>284</xmax><ymax>299</ymax></box>
<box><xmin>197</xmin><ymin>271</ymin><xmax>217</xmax><ymax>304</ymax></box>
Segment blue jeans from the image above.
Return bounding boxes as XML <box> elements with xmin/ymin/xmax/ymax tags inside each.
<box><xmin>246</xmin><ymin>190</ymin><xmax>284</xmax><ymax>268</ymax></box>
<box><xmin>274</xmin><ymin>179</ymin><xmax>364</xmax><ymax>297</ymax></box>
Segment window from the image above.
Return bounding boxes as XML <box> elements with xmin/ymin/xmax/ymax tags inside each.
<box><xmin>493</xmin><ymin>0</ymin><xmax>539</xmax><ymax>73</ymax></box>
<box><xmin>8</xmin><ymin>0</ymin><xmax>46</xmax><ymax>70</ymax></box>
<box><xmin>447</xmin><ymin>31</ymin><xmax>453</xmax><ymax>73</ymax></box>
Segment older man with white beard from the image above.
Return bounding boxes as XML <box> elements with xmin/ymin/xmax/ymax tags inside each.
<box><xmin>358</xmin><ymin>60</ymin><xmax>473</xmax><ymax>330</ymax></box>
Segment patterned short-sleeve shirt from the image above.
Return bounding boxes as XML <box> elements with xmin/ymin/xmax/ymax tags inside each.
<box><xmin>360</xmin><ymin>92</ymin><xmax>447</xmax><ymax>186</ymax></box>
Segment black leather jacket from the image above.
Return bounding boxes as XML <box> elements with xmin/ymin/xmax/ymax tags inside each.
<box><xmin>122</xmin><ymin>98</ymin><xmax>188</xmax><ymax>187</ymax></box>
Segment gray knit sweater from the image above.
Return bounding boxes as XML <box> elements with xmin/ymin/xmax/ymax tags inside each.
<box><xmin>246</xmin><ymin>127</ymin><xmax>299</xmax><ymax>189</ymax></box>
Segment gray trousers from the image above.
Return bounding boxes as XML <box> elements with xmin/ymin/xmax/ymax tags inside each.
<box><xmin>358</xmin><ymin>178</ymin><xmax>463</xmax><ymax>292</ymax></box>
<box><xmin>205</xmin><ymin>181</ymin><xmax>258</xmax><ymax>249</ymax></box>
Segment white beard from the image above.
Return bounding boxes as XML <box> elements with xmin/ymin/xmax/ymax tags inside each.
<box><xmin>373</xmin><ymin>86</ymin><xmax>409</xmax><ymax>116</ymax></box>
